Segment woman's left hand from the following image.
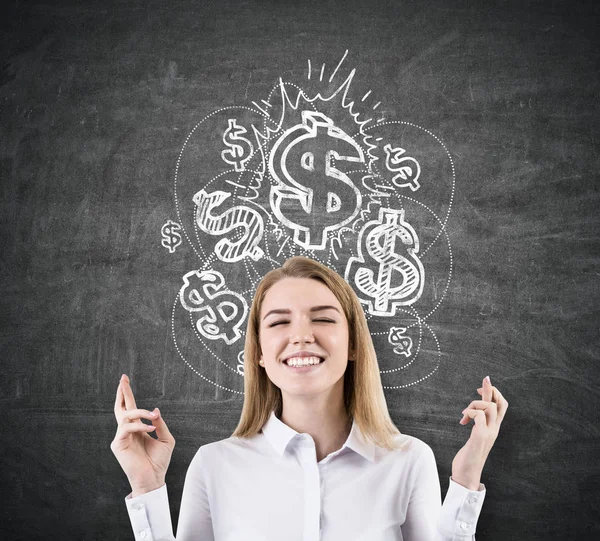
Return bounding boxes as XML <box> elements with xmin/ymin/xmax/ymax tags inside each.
<box><xmin>450</xmin><ymin>376</ymin><xmax>509</xmax><ymax>490</ymax></box>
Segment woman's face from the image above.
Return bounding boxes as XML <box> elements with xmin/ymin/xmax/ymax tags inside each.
<box><xmin>259</xmin><ymin>277</ymin><xmax>352</xmax><ymax>398</ymax></box>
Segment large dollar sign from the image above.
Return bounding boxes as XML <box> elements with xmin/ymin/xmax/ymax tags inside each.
<box><xmin>179</xmin><ymin>270</ymin><xmax>248</xmax><ymax>345</ymax></box>
<box><xmin>193</xmin><ymin>189</ymin><xmax>264</xmax><ymax>262</ymax></box>
<box><xmin>221</xmin><ymin>119</ymin><xmax>253</xmax><ymax>172</ymax></box>
<box><xmin>345</xmin><ymin>207</ymin><xmax>424</xmax><ymax>316</ymax></box>
<box><xmin>268</xmin><ymin>111</ymin><xmax>364</xmax><ymax>250</ymax></box>
<box><xmin>161</xmin><ymin>220</ymin><xmax>182</xmax><ymax>253</ymax></box>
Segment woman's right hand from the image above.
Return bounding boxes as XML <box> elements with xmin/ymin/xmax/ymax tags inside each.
<box><xmin>110</xmin><ymin>374</ymin><xmax>176</xmax><ymax>496</ymax></box>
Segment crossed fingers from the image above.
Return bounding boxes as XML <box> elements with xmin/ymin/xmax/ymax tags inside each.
<box><xmin>460</xmin><ymin>377</ymin><xmax>509</xmax><ymax>430</ymax></box>
<box><xmin>114</xmin><ymin>374</ymin><xmax>152</xmax><ymax>426</ymax></box>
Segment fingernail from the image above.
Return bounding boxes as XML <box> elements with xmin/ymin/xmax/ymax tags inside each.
<box><xmin>461</xmin><ymin>408</ymin><xmax>467</xmax><ymax>414</ymax></box>
<box><xmin>485</xmin><ymin>376</ymin><xmax>491</xmax><ymax>384</ymax></box>
<box><xmin>153</xmin><ymin>408</ymin><xmax>160</xmax><ymax>416</ymax></box>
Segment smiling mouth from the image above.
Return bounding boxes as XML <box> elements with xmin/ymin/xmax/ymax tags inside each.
<box><xmin>283</xmin><ymin>355</ymin><xmax>325</xmax><ymax>367</ymax></box>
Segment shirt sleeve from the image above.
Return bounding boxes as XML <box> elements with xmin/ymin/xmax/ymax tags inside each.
<box><xmin>124</xmin><ymin>447</ymin><xmax>215</xmax><ymax>541</ymax></box>
<box><xmin>401</xmin><ymin>443</ymin><xmax>486</xmax><ymax>541</ymax></box>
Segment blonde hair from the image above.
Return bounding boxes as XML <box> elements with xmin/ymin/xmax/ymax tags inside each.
<box><xmin>231</xmin><ymin>256</ymin><xmax>403</xmax><ymax>450</ymax></box>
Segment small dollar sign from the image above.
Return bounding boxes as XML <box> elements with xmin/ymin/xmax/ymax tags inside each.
<box><xmin>179</xmin><ymin>270</ymin><xmax>248</xmax><ymax>345</ymax></box>
<box><xmin>345</xmin><ymin>207</ymin><xmax>424</xmax><ymax>316</ymax></box>
<box><xmin>193</xmin><ymin>189</ymin><xmax>264</xmax><ymax>262</ymax></box>
<box><xmin>161</xmin><ymin>220</ymin><xmax>182</xmax><ymax>253</ymax></box>
<box><xmin>221</xmin><ymin>119</ymin><xmax>254</xmax><ymax>172</ymax></box>
<box><xmin>237</xmin><ymin>350</ymin><xmax>245</xmax><ymax>376</ymax></box>
<box><xmin>388</xmin><ymin>326</ymin><xmax>413</xmax><ymax>357</ymax></box>
<box><xmin>268</xmin><ymin>111</ymin><xmax>364</xmax><ymax>250</ymax></box>
<box><xmin>383</xmin><ymin>144</ymin><xmax>421</xmax><ymax>191</ymax></box>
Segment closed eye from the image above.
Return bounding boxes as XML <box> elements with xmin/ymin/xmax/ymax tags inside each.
<box><xmin>313</xmin><ymin>318</ymin><xmax>335</xmax><ymax>323</ymax></box>
<box><xmin>268</xmin><ymin>320</ymin><xmax>289</xmax><ymax>327</ymax></box>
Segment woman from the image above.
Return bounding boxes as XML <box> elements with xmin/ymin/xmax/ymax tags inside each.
<box><xmin>112</xmin><ymin>256</ymin><xmax>508</xmax><ymax>540</ymax></box>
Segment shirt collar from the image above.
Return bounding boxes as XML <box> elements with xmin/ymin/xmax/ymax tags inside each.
<box><xmin>261</xmin><ymin>410</ymin><xmax>376</xmax><ymax>462</ymax></box>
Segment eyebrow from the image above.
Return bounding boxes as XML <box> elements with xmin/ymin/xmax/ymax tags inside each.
<box><xmin>262</xmin><ymin>305</ymin><xmax>341</xmax><ymax>320</ymax></box>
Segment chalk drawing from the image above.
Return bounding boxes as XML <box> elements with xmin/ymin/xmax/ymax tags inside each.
<box><xmin>268</xmin><ymin>110</ymin><xmax>364</xmax><ymax>250</ymax></box>
<box><xmin>237</xmin><ymin>350</ymin><xmax>245</xmax><ymax>375</ymax></box>
<box><xmin>388</xmin><ymin>326</ymin><xmax>413</xmax><ymax>357</ymax></box>
<box><xmin>161</xmin><ymin>220</ymin><xmax>182</xmax><ymax>253</ymax></box>
<box><xmin>166</xmin><ymin>49</ymin><xmax>455</xmax><ymax>392</ymax></box>
<box><xmin>179</xmin><ymin>269</ymin><xmax>248</xmax><ymax>345</ymax></box>
<box><xmin>193</xmin><ymin>189</ymin><xmax>265</xmax><ymax>262</ymax></box>
<box><xmin>345</xmin><ymin>207</ymin><xmax>424</xmax><ymax>316</ymax></box>
<box><xmin>383</xmin><ymin>143</ymin><xmax>421</xmax><ymax>191</ymax></box>
<box><xmin>221</xmin><ymin>118</ymin><xmax>254</xmax><ymax>172</ymax></box>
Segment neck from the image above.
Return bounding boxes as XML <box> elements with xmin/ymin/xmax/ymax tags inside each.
<box><xmin>279</xmin><ymin>394</ymin><xmax>352</xmax><ymax>462</ymax></box>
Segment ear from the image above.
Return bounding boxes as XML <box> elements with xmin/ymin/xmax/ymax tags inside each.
<box><xmin>348</xmin><ymin>346</ymin><xmax>356</xmax><ymax>361</ymax></box>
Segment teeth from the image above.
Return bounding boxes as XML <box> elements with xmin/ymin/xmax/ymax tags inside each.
<box><xmin>286</xmin><ymin>356</ymin><xmax>322</xmax><ymax>367</ymax></box>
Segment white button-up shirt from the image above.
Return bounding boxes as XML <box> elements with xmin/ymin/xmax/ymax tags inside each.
<box><xmin>125</xmin><ymin>410</ymin><xmax>486</xmax><ymax>540</ymax></box>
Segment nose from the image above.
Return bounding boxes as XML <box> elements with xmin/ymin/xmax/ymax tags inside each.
<box><xmin>289</xmin><ymin>316</ymin><xmax>315</xmax><ymax>345</ymax></box>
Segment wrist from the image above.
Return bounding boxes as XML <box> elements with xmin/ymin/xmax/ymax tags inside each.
<box><xmin>130</xmin><ymin>480</ymin><xmax>165</xmax><ymax>498</ymax></box>
<box><xmin>450</xmin><ymin>475</ymin><xmax>481</xmax><ymax>491</ymax></box>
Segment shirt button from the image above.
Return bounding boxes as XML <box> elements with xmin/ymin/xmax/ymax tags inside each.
<box><xmin>468</xmin><ymin>496</ymin><xmax>477</xmax><ymax>504</ymax></box>
<box><xmin>133</xmin><ymin>503</ymin><xmax>143</xmax><ymax>511</ymax></box>
<box><xmin>139</xmin><ymin>531</ymin><xmax>148</xmax><ymax>539</ymax></box>
<box><xmin>460</xmin><ymin>522</ymin><xmax>469</xmax><ymax>530</ymax></box>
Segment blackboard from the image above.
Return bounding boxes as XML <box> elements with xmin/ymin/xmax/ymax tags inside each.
<box><xmin>1</xmin><ymin>0</ymin><xmax>598</xmax><ymax>539</ymax></box>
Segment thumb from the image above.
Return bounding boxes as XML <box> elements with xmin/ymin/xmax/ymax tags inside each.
<box><xmin>150</xmin><ymin>408</ymin><xmax>174</xmax><ymax>444</ymax></box>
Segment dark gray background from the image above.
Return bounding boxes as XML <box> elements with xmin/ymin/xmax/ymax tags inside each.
<box><xmin>1</xmin><ymin>0</ymin><xmax>598</xmax><ymax>539</ymax></box>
